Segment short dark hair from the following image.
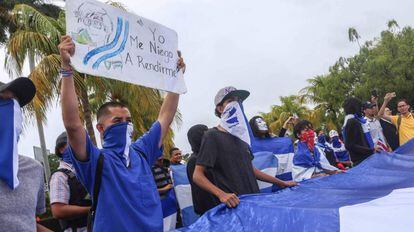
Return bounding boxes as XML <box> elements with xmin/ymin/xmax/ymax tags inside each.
<box><xmin>293</xmin><ymin>120</ymin><xmax>313</xmax><ymax>139</ymax></box>
<box><xmin>343</xmin><ymin>97</ymin><xmax>362</xmax><ymax>115</ymax></box>
<box><xmin>97</xmin><ymin>101</ymin><xmax>128</xmax><ymax>121</ymax></box>
<box><xmin>215</xmin><ymin>106</ymin><xmax>222</xmax><ymax>118</ymax></box>
<box><xmin>397</xmin><ymin>98</ymin><xmax>410</xmax><ymax>106</ymax></box>
<box><xmin>169</xmin><ymin>147</ymin><xmax>180</xmax><ymax>156</ymax></box>
<box><xmin>249</xmin><ymin>116</ymin><xmax>270</xmax><ymax>138</ymax></box>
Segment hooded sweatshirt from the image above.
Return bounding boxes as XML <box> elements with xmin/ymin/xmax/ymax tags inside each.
<box><xmin>186</xmin><ymin>124</ymin><xmax>216</xmax><ymax>215</ymax></box>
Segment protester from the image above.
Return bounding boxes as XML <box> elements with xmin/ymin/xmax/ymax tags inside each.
<box><xmin>379</xmin><ymin>93</ymin><xmax>414</xmax><ymax>146</ymax></box>
<box><xmin>249</xmin><ymin>116</ymin><xmax>293</xmax><ymax>139</ymax></box>
<box><xmin>0</xmin><ymin>78</ymin><xmax>51</xmax><ymax>232</ymax></box>
<box><xmin>169</xmin><ymin>147</ymin><xmax>183</xmax><ymax>165</ymax></box>
<box><xmin>328</xmin><ymin>130</ymin><xmax>351</xmax><ymax>168</ymax></box>
<box><xmin>249</xmin><ymin>116</ymin><xmax>294</xmax><ymax>153</ymax></box>
<box><xmin>193</xmin><ymin>86</ymin><xmax>296</xmax><ymax>210</ymax></box>
<box><xmin>58</xmin><ymin>35</ymin><xmax>185</xmax><ymax>231</ymax></box>
<box><xmin>362</xmin><ymin>101</ymin><xmax>390</xmax><ymax>151</ymax></box>
<box><xmin>379</xmin><ymin>107</ymin><xmax>399</xmax><ymax>151</ymax></box>
<box><xmin>314</xmin><ymin>130</ymin><xmax>338</xmax><ymax>167</ymax></box>
<box><xmin>343</xmin><ymin>97</ymin><xmax>376</xmax><ymax>166</ymax></box>
<box><xmin>186</xmin><ymin>124</ymin><xmax>217</xmax><ymax>215</ymax></box>
<box><xmin>152</xmin><ymin>157</ymin><xmax>174</xmax><ymax>198</ymax></box>
<box><xmin>50</xmin><ymin>132</ymin><xmax>91</xmax><ymax>232</ymax></box>
<box><xmin>292</xmin><ymin>120</ymin><xmax>339</xmax><ymax>182</ymax></box>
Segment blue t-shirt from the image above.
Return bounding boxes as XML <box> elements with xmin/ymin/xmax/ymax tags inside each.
<box><xmin>69</xmin><ymin>121</ymin><xmax>163</xmax><ymax>232</ymax></box>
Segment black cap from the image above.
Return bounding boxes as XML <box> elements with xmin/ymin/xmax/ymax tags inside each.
<box><xmin>0</xmin><ymin>77</ymin><xmax>36</xmax><ymax>107</ymax></box>
<box><xmin>55</xmin><ymin>132</ymin><xmax>68</xmax><ymax>157</ymax></box>
<box><xmin>362</xmin><ymin>101</ymin><xmax>376</xmax><ymax>110</ymax></box>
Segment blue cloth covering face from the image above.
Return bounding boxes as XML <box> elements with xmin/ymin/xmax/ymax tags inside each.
<box><xmin>69</xmin><ymin>121</ymin><xmax>163</xmax><ymax>232</ymax></box>
<box><xmin>293</xmin><ymin>142</ymin><xmax>322</xmax><ymax>169</ymax></box>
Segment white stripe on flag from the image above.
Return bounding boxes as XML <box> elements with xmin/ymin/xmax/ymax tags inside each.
<box><xmin>174</xmin><ymin>184</ymin><xmax>193</xmax><ymax>210</ymax></box>
<box><xmin>340</xmin><ymin>187</ymin><xmax>414</xmax><ymax>232</ymax></box>
<box><xmin>274</xmin><ymin>153</ymin><xmax>294</xmax><ymax>175</ymax></box>
<box><xmin>257</xmin><ymin>167</ymin><xmax>278</xmax><ymax>190</ymax></box>
<box><xmin>163</xmin><ymin>212</ymin><xmax>177</xmax><ymax>232</ymax></box>
<box><xmin>12</xmin><ymin>100</ymin><xmax>21</xmax><ymax>188</ymax></box>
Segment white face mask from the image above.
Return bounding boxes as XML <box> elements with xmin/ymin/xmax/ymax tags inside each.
<box><xmin>219</xmin><ymin>101</ymin><xmax>251</xmax><ymax>145</ymax></box>
<box><xmin>12</xmin><ymin>99</ymin><xmax>23</xmax><ymax>142</ymax></box>
<box><xmin>255</xmin><ymin>117</ymin><xmax>268</xmax><ymax>132</ymax></box>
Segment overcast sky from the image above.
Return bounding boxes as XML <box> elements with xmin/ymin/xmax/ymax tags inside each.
<box><xmin>2</xmin><ymin>0</ymin><xmax>414</xmax><ymax>158</ymax></box>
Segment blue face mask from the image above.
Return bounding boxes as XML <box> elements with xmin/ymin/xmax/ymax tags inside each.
<box><xmin>61</xmin><ymin>147</ymin><xmax>73</xmax><ymax>165</ymax></box>
<box><xmin>102</xmin><ymin>122</ymin><xmax>133</xmax><ymax>166</ymax></box>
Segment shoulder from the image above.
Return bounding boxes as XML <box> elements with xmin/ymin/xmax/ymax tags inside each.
<box><xmin>19</xmin><ymin>155</ymin><xmax>43</xmax><ymax>172</ymax></box>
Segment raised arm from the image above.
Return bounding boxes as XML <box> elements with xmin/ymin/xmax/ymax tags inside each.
<box><xmin>157</xmin><ymin>56</ymin><xmax>186</xmax><ymax>147</ymax></box>
<box><xmin>378</xmin><ymin>92</ymin><xmax>396</xmax><ymax>122</ymax></box>
<box><xmin>59</xmin><ymin>35</ymin><xmax>87</xmax><ymax>161</ymax></box>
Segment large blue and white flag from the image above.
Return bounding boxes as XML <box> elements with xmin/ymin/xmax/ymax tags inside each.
<box><xmin>251</xmin><ymin>136</ymin><xmax>294</xmax><ymax>192</ymax></box>
<box><xmin>177</xmin><ymin>139</ymin><xmax>414</xmax><ymax>232</ymax></box>
<box><xmin>0</xmin><ymin>99</ymin><xmax>22</xmax><ymax>189</ymax></box>
<box><xmin>170</xmin><ymin>164</ymin><xmax>200</xmax><ymax>227</ymax></box>
<box><xmin>162</xmin><ymin>189</ymin><xmax>178</xmax><ymax>232</ymax></box>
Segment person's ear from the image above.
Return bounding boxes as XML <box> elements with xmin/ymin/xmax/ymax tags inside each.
<box><xmin>217</xmin><ymin>105</ymin><xmax>225</xmax><ymax>114</ymax></box>
<box><xmin>96</xmin><ymin>123</ymin><xmax>105</xmax><ymax>134</ymax></box>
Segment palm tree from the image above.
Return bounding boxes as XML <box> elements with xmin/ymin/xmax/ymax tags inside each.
<box><xmin>348</xmin><ymin>27</ymin><xmax>361</xmax><ymax>48</ymax></box>
<box><xmin>0</xmin><ymin>0</ymin><xmax>61</xmax><ymax>44</ymax></box>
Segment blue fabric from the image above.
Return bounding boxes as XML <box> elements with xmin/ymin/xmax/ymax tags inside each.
<box><xmin>161</xmin><ymin>189</ymin><xmax>178</xmax><ymax>217</ymax></box>
<box><xmin>316</xmin><ymin>135</ymin><xmax>333</xmax><ymax>153</ymax></box>
<box><xmin>171</xmin><ymin>164</ymin><xmax>200</xmax><ymax>226</ymax></box>
<box><xmin>331</xmin><ymin>137</ymin><xmax>350</xmax><ymax>162</ymax></box>
<box><xmin>250</xmin><ymin>134</ymin><xmax>294</xmax><ymax>192</ymax></box>
<box><xmin>354</xmin><ymin>114</ymin><xmax>375</xmax><ymax>149</ymax></box>
<box><xmin>0</xmin><ymin>99</ymin><xmax>16</xmax><ymax>189</ymax></box>
<box><xmin>69</xmin><ymin>121</ymin><xmax>163</xmax><ymax>232</ymax></box>
<box><xmin>176</xmin><ymin>138</ymin><xmax>414</xmax><ymax>232</ymax></box>
<box><xmin>61</xmin><ymin>148</ymin><xmax>73</xmax><ymax>165</ymax></box>
<box><xmin>293</xmin><ymin>142</ymin><xmax>322</xmax><ymax>169</ymax></box>
<box><xmin>251</xmin><ymin>136</ymin><xmax>294</xmax><ymax>154</ymax></box>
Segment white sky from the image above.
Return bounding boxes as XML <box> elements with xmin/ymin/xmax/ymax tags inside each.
<box><xmin>1</xmin><ymin>0</ymin><xmax>414</xmax><ymax>157</ymax></box>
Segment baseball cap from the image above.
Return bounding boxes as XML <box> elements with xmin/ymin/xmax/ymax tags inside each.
<box><xmin>55</xmin><ymin>132</ymin><xmax>68</xmax><ymax>157</ymax></box>
<box><xmin>214</xmin><ymin>86</ymin><xmax>250</xmax><ymax>106</ymax></box>
<box><xmin>362</xmin><ymin>101</ymin><xmax>376</xmax><ymax>110</ymax></box>
<box><xmin>0</xmin><ymin>77</ymin><xmax>36</xmax><ymax>107</ymax></box>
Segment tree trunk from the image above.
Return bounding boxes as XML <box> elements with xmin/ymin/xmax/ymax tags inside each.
<box><xmin>29</xmin><ymin>52</ymin><xmax>51</xmax><ymax>185</ymax></box>
<box><xmin>81</xmin><ymin>74</ymin><xmax>97</xmax><ymax>145</ymax></box>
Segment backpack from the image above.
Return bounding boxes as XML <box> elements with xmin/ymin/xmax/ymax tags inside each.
<box><xmin>87</xmin><ymin>154</ymin><xmax>104</xmax><ymax>232</ymax></box>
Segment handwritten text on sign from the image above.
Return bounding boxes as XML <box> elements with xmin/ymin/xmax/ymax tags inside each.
<box><xmin>66</xmin><ymin>0</ymin><xmax>187</xmax><ymax>94</ymax></box>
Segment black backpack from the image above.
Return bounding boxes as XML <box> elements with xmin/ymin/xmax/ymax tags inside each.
<box><xmin>51</xmin><ymin>168</ymin><xmax>91</xmax><ymax>231</ymax></box>
<box><xmin>87</xmin><ymin>154</ymin><xmax>105</xmax><ymax>232</ymax></box>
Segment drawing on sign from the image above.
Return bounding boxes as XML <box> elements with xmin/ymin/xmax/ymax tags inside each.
<box><xmin>72</xmin><ymin>2</ymin><xmax>129</xmax><ymax>70</ymax></box>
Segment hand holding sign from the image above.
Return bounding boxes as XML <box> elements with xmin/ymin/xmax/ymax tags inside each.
<box><xmin>66</xmin><ymin>0</ymin><xmax>187</xmax><ymax>94</ymax></box>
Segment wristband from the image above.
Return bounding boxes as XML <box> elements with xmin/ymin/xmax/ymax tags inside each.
<box><xmin>60</xmin><ymin>68</ymin><xmax>73</xmax><ymax>77</ymax></box>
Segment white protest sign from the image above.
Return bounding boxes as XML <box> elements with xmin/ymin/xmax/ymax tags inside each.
<box><xmin>66</xmin><ymin>0</ymin><xmax>187</xmax><ymax>94</ymax></box>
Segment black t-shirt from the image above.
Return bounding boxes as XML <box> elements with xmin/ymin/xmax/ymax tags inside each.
<box><xmin>196</xmin><ymin>128</ymin><xmax>260</xmax><ymax>209</ymax></box>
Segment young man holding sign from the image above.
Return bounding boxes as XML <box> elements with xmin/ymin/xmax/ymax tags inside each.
<box><xmin>58</xmin><ymin>35</ymin><xmax>185</xmax><ymax>231</ymax></box>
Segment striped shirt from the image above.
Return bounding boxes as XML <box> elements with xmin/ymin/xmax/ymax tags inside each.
<box><xmin>151</xmin><ymin>165</ymin><xmax>172</xmax><ymax>198</ymax></box>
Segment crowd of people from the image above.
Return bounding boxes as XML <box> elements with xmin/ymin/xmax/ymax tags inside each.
<box><xmin>0</xmin><ymin>35</ymin><xmax>413</xmax><ymax>232</ymax></box>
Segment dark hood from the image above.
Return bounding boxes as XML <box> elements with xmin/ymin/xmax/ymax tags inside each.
<box><xmin>187</xmin><ymin>124</ymin><xmax>208</xmax><ymax>153</ymax></box>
